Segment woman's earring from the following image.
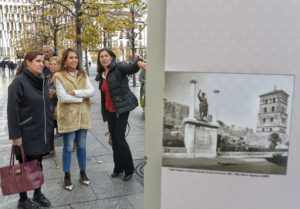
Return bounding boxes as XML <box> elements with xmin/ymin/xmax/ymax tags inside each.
<box><xmin>64</xmin><ymin>64</ymin><xmax>67</xmax><ymax>68</ymax></box>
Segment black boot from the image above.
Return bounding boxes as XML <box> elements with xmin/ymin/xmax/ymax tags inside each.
<box><xmin>18</xmin><ymin>199</ymin><xmax>41</xmax><ymax>209</ymax></box>
<box><xmin>79</xmin><ymin>170</ymin><xmax>90</xmax><ymax>186</ymax></box>
<box><xmin>32</xmin><ymin>192</ymin><xmax>51</xmax><ymax>207</ymax></box>
<box><xmin>64</xmin><ymin>172</ymin><xmax>73</xmax><ymax>191</ymax></box>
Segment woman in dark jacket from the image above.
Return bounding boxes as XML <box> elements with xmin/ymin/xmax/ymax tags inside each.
<box><xmin>7</xmin><ymin>51</ymin><xmax>53</xmax><ymax>209</ymax></box>
<box><xmin>97</xmin><ymin>48</ymin><xmax>146</xmax><ymax>181</ymax></box>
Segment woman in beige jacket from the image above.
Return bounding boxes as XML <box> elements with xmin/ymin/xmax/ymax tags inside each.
<box><xmin>54</xmin><ymin>48</ymin><xmax>94</xmax><ymax>191</ymax></box>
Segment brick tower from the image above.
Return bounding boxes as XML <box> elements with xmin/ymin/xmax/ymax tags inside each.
<box><xmin>256</xmin><ymin>88</ymin><xmax>289</xmax><ymax>146</ymax></box>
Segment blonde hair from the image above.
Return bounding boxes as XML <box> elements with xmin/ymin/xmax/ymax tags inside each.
<box><xmin>49</xmin><ymin>56</ymin><xmax>61</xmax><ymax>65</ymax></box>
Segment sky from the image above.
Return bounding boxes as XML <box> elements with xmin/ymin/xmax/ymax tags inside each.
<box><xmin>164</xmin><ymin>72</ymin><xmax>294</xmax><ymax>131</ymax></box>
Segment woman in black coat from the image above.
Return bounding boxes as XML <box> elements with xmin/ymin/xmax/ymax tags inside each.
<box><xmin>97</xmin><ymin>48</ymin><xmax>146</xmax><ymax>181</ymax></box>
<box><xmin>7</xmin><ymin>51</ymin><xmax>53</xmax><ymax>209</ymax></box>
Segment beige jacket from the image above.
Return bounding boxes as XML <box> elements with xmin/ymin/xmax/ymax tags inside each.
<box><xmin>54</xmin><ymin>70</ymin><xmax>94</xmax><ymax>133</ymax></box>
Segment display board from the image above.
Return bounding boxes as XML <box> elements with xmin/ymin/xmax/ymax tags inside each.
<box><xmin>158</xmin><ymin>0</ymin><xmax>300</xmax><ymax>209</ymax></box>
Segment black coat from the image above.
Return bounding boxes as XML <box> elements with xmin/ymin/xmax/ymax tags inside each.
<box><xmin>7</xmin><ymin>69</ymin><xmax>53</xmax><ymax>156</ymax></box>
<box><xmin>99</xmin><ymin>60</ymin><xmax>140</xmax><ymax>121</ymax></box>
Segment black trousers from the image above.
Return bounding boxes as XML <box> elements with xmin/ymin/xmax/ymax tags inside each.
<box><xmin>49</xmin><ymin>119</ymin><xmax>57</xmax><ymax>151</ymax></box>
<box><xmin>49</xmin><ymin>129</ymin><xmax>55</xmax><ymax>150</ymax></box>
<box><xmin>107</xmin><ymin>111</ymin><xmax>134</xmax><ymax>175</ymax></box>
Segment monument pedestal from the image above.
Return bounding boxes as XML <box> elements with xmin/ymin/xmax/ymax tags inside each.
<box><xmin>184</xmin><ymin>119</ymin><xmax>218</xmax><ymax>158</ymax></box>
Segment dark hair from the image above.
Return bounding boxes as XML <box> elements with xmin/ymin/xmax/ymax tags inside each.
<box><xmin>96</xmin><ymin>48</ymin><xmax>116</xmax><ymax>73</ymax></box>
<box><xmin>16</xmin><ymin>51</ymin><xmax>43</xmax><ymax>75</ymax></box>
<box><xmin>60</xmin><ymin>48</ymin><xmax>84</xmax><ymax>75</ymax></box>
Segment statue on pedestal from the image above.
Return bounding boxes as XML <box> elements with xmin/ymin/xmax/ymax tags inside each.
<box><xmin>198</xmin><ymin>89</ymin><xmax>208</xmax><ymax>121</ymax></box>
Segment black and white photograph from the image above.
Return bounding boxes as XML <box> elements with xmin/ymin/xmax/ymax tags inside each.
<box><xmin>162</xmin><ymin>71</ymin><xmax>294</xmax><ymax>175</ymax></box>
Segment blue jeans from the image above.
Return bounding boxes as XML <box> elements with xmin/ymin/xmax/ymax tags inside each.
<box><xmin>62</xmin><ymin>129</ymin><xmax>87</xmax><ymax>172</ymax></box>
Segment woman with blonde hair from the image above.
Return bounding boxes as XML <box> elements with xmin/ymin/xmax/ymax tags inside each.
<box><xmin>43</xmin><ymin>56</ymin><xmax>61</xmax><ymax>158</ymax></box>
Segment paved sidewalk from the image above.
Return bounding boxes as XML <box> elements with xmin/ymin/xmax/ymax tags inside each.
<box><xmin>0</xmin><ymin>66</ymin><xmax>145</xmax><ymax>209</ymax></box>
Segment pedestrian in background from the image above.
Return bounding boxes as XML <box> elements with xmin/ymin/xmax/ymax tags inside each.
<box><xmin>44</xmin><ymin>56</ymin><xmax>61</xmax><ymax>158</ymax></box>
<box><xmin>0</xmin><ymin>60</ymin><xmax>7</xmax><ymax>71</ymax></box>
<box><xmin>54</xmin><ymin>48</ymin><xmax>94</xmax><ymax>191</ymax></box>
<box><xmin>96</xmin><ymin>48</ymin><xmax>146</xmax><ymax>181</ymax></box>
<box><xmin>42</xmin><ymin>45</ymin><xmax>55</xmax><ymax>76</ymax></box>
<box><xmin>139</xmin><ymin>67</ymin><xmax>146</xmax><ymax>111</ymax></box>
<box><xmin>7</xmin><ymin>51</ymin><xmax>53</xmax><ymax>209</ymax></box>
<box><xmin>8</xmin><ymin>61</ymin><xmax>17</xmax><ymax>74</ymax></box>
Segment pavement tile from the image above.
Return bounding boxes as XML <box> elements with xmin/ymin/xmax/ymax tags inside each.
<box><xmin>126</xmin><ymin>193</ymin><xmax>144</xmax><ymax>209</ymax></box>
<box><xmin>51</xmin><ymin>206</ymin><xmax>72</xmax><ymax>209</ymax></box>
<box><xmin>42</xmin><ymin>178</ymin><xmax>97</xmax><ymax>206</ymax></box>
<box><xmin>71</xmin><ymin>197</ymin><xmax>134</xmax><ymax>209</ymax></box>
<box><xmin>132</xmin><ymin>152</ymin><xmax>145</xmax><ymax>160</ymax></box>
<box><xmin>83</xmin><ymin>163</ymin><xmax>114</xmax><ymax>186</ymax></box>
<box><xmin>0</xmin><ymin>150</ymin><xmax>10</xmax><ymax>165</ymax></box>
<box><xmin>43</xmin><ymin>161</ymin><xmax>64</xmax><ymax>180</ymax></box>
<box><xmin>92</xmin><ymin>177</ymin><xmax>144</xmax><ymax>200</ymax></box>
<box><xmin>0</xmin><ymin>195</ymin><xmax>19</xmax><ymax>209</ymax></box>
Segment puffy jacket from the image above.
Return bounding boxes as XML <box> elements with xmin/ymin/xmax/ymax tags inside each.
<box><xmin>99</xmin><ymin>60</ymin><xmax>140</xmax><ymax>121</ymax></box>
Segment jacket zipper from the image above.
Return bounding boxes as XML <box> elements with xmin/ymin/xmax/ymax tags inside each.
<box><xmin>42</xmin><ymin>77</ymin><xmax>47</xmax><ymax>144</ymax></box>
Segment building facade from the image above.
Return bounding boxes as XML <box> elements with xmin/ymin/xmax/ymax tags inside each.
<box><xmin>1</xmin><ymin>1</ymin><xmax>147</xmax><ymax>62</ymax></box>
<box><xmin>0</xmin><ymin>0</ymin><xmax>32</xmax><ymax>61</ymax></box>
<box><xmin>256</xmin><ymin>89</ymin><xmax>289</xmax><ymax>144</ymax></box>
<box><xmin>112</xmin><ymin>26</ymin><xmax>147</xmax><ymax>61</ymax></box>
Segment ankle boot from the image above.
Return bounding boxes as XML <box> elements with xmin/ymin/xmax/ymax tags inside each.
<box><xmin>79</xmin><ymin>170</ymin><xmax>90</xmax><ymax>186</ymax></box>
<box><xmin>64</xmin><ymin>172</ymin><xmax>73</xmax><ymax>191</ymax></box>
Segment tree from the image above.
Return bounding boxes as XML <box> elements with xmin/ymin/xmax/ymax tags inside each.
<box><xmin>30</xmin><ymin>1</ymin><xmax>72</xmax><ymax>54</ymax></box>
<box><xmin>43</xmin><ymin>0</ymin><xmax>110</xmax><ymax>64</ymax></box>
<box><xmin>268</xmin><ymin>133</ymin><xmax>282</xmax><ymax>150</ymax></box>
<box><xmin>122</xmin><ymin>0</ymin><xmax>147</xmax><ymax>86</ymax></box>
<box><xmin>97</xmin><ymin>13</ymin><xmax>125</xmax><ymax>48</ymax></box>
<box><xmin>14</xmin><ymin>0</ymin><xmax>73</xmax><ymax>56</ymax></box>
<box><xmin>81</xmin><ymin>14</ymin><xmax>103</xmax><ymax>73</ymax></box>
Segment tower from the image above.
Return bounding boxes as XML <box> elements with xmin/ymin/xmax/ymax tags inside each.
<box><xmin>256</xmin><ymin>88</ymin><xmax>289</xmax><ymax>145</ymax></box>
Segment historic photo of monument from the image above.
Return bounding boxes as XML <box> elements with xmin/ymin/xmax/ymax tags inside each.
<box><xmin>162</xmin><ymin>72</ymin><xmax>294</xmax><ymax>175</ymax></box>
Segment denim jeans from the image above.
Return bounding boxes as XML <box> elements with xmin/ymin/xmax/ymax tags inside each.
<box><xmin>62</xmin><ymin>129</ymin><xmax>87</xmax><ymax>172</ymax></box>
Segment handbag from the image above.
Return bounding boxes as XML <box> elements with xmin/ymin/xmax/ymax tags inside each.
<box><xmin>0</xmin><ymin>145</ymin><xmax>44</xmax><ymax>196</ymax></box>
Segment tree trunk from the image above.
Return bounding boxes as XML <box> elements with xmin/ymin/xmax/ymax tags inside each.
<box><xmin>75</xmin><ymin>0</ymin><xmax>82</xmax><ymax>66</ymax></box>
<box><xmin>85</xmin><ymin>48</ymin><xmax>89</xmax><ymax>75</ymax></box>
<box><xmin>76</xmin><ymin>15</ymin><xmax>83</xmax><ymax>66</ymax></box>
<box><xmin>53</xmin><ymin>29</ymin><xmax>58</xmax><ymax>54</ymax></box>
<box><xmin>103</xmin><ymin>30</ymin><xmax>107</xmax><ymax>48</ymax></box>
<box><xmin>131</xmin><ymin>27</ymin><xmax>137</xmax><ymax>87</ymax></box>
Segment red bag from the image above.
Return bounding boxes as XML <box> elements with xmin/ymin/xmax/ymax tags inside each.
<box><xmin>0</xmin><ymin>145</ymin><xmax>44</xmax><ymax>196</ymax></box>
